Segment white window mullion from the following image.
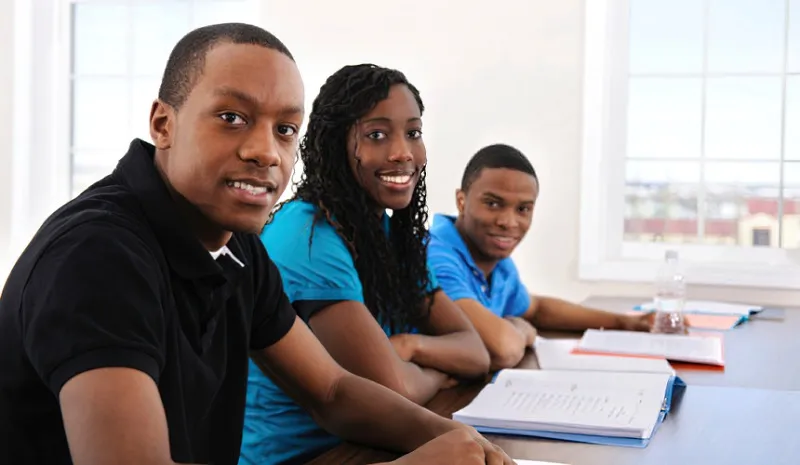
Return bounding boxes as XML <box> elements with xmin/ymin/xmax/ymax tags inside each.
<box><xmin>696</xmin><ymin>0</ymin><xmax>710</xmax><ymax>242</ymax></box>
<box><xmin>778</xmin><ymin>0</ymin><xmax>792</xmax><ymax>247</ymax></box>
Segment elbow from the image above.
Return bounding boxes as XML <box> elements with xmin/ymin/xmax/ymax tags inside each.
<box><xmin>488</xmin><ymin>337</ymin><xmax>527</xmax><ymax>371</ymax></box>
<box><xmin>461</xmin><ymin>337</ymin><xmax>492</xmax><ymax>377</ymax></box>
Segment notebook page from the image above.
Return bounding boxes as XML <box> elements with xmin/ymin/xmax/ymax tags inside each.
<box><xmin>493</xmin><ymin>367</ymin><xmax>673</xmax><ymax>393</ymax></box>
<box><xmin>453</xmin><ymin>377</ymin><xmax>666</xmax><ymax>437</ymax></box>
<box><xmin>578</xmin><ymin>330</ymin><xmax>724</xmax><ymax>365</ymax></box>
<box><xmin>534</xmin><ymin>338</ymin><xmax>675</xmax><ymax>374</ymax></box>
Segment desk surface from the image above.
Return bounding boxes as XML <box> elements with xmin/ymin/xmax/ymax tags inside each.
<box><xmin>306</xmin><ymin>296</ymin><xmax>799</xmax><ymax>465</ymax></box>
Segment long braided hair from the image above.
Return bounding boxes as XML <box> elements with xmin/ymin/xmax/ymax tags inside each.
<box><xmin>279</xmin><ymin>63</ymin><xmax>431</xmax><ymax>334</ymax></box>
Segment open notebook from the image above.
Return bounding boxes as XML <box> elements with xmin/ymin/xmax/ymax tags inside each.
<box><xmin>452</xmin><ymin>369</ymin><xmax>683</xmax><ymax>448</ymax></box>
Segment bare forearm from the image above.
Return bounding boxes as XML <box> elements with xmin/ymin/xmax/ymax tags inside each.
<box><xmin>401</xmin><ymin>363</ymin><xmax>450</xmax><ymax>405</ymax></box>
<box><xmin>530</xmin><ymin>297</ymin><xmax>624</xmax><ymax>331</ymax></box>
<box><xmin>315</xmin><ymin>372</ymin><xmax>459</xmax><ymax>453</ymax></box>
<box><xmin>409</xmin><ymin>333</ymin><xmax>490</xmax><ymax>378</ymax></box>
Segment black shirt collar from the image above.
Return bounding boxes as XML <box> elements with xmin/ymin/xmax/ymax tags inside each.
<box><xmin>112</xmin><ymin>139</ymin><xmax>247</xmax><ymax>280</ymax></box>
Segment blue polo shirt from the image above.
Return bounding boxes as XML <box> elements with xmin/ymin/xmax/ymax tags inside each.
<box><xmin>240</xmin><ymin>200</ymin><xmax>438</xmax><ymax>465</ymax></box>
<box><xmin>427</xmin><ymin>214</ymin><xmax>530</xmax><ymax>318</ymax></box>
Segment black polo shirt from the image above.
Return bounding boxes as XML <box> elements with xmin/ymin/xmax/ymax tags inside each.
<box><xmin>0</xmin><ymin>139</ymin><xmax>297</xmax><ymax>465</ymax></box>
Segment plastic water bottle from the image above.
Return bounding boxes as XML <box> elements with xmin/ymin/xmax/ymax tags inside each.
<box><xmin>652</xmin><ymin>250</ymin><xmax>687</xmax><ymax>334</ymax></box>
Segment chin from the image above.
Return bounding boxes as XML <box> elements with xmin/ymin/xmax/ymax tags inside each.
<box><xmin>221</xmin><ymin>215</ymin><xmax>270</xmax><ymax>235</ymax></box>
<box><xmin>383</xmin><ymin>197</ymin><xmax>415</xmax><ymax>212</ymax></box>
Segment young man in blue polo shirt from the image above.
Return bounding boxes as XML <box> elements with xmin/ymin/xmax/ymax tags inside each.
<box><xmin>428</xmin><ymin>144</ymin><xmax>652</xmax><ymax>370</ymax></box>
<box><xmin>0</xmin><ymin>24</ymin><xmax>510</xmax><ymax>465</ymax></box>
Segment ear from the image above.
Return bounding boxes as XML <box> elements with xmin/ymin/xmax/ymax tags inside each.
<box><xmin>455</xmin><ymin>188</ymin><xmax>466</xmax><ymax>215</ymax></box>
<box><xmin>149</xmin><ymin>99</ymin><xmax>175</xmax><ymax>150</ymax></box>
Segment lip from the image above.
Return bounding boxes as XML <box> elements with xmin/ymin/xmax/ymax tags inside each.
<box><xmin>487</xmin><ymin>234</ymin><xmax>519</xmax><ymax>250</ymax></box>
<box><xmin>225</xmin><ymin>177</ymin><xmax>278</xmax><ymax>206</ymax></box>
<box><xmin>375</xmin><ymin>169</ymin><xmax>417</xmax><ymax>192</ymax></box>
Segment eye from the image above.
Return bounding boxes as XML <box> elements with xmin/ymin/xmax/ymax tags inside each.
<box><xmin>519</xmin><ymin>205</ymin><xmax>532</xmax><ymax>214</ymax></box>
<box><xmin>408</xmin><ymin>129</ymin><xmax>423</xmax><ymax>139</ymax></box>
<box><xmin>486</xmin><ymin>200</ymin><xmax>500</xmax><ymax>209</ymax></box>
<box><xmin>277</xmin><ymin>125</ymin><xmax>298</xmax><ymax>137</ymax></box>
<box><xmin>219</xmin><ymin>112</ymin><xmax>246</xmax><ymax>125</ymax></box>
<box><xmin>367</xmin><ymin>131</ymin><xmax>387</xmax><ymax>140</ymax></box>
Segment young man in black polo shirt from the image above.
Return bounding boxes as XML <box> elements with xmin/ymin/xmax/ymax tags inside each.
<box><xmin>0</xmin><ymin>23</ymin><xmax>509</xmax><ymax>465</ymax></box>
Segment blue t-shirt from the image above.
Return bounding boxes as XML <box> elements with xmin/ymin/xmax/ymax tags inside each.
<box><xmin>427</xmin><ymin>214</ymin><xmax>530</xmax><ymax>318</ymax></box>
<box><xmin>240</xmin><ymin>200</ymin><xmax>438</xmax><ymax>465</ymax></box>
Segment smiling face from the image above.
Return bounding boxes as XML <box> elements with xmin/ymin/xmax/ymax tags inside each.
<box><xmin>149</xmin><ymin>42</ymin><xmax>304</xmax><ymax>244</ymax></box>
<box><xmin>347</xmin><ymin>84</ymin><xmax>426</xmax><ymax>212</ymax></box>
<box><xmin>456</xmin><ymin>167</ymin><xmax>539</xmax><ymax>268</ymax></box>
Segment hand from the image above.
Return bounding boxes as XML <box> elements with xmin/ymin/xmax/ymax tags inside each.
<box><xmin>441</xmin><ymin>376</ymin><xmax>460</xmax><ymax>390</ymax></box>
<box><xmin>388</xmin><ymin>428</ymin><xmax>513</xmax><ymax>465</ymax></box>
<box><xmin>620</xmin><ymin>312</ymin><xmax>654</xmax><ymax>332</ymax></box>
<box><xmin>389</xmin><ymin>333</ymin><xmax>419</xmax><ymax>362</ymax></box>
<box><xmin>506</xmin><ymin>317</ymin><xmax>537</xmax><ymax>346</ymax></box>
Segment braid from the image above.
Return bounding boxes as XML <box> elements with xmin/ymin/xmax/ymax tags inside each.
<box><xmin>284</xmin><ymin>64</ymin><xmax>431</xmax><ymax>334</ymax></box>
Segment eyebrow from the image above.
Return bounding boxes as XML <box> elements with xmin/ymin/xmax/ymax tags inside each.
<box><xmin>482</xmin><ymin>191</ymin><xmax>535</xmax><ymax>204</ymax></box>
<box><xmin>213</xmin><ymin>87</ymin><xmax>304</xmax><ymax>116</ymax></box>
<box><xmin>360</xmin><ymin>116</ymin><xmax>422</xmax><ymax>125</ymax></box>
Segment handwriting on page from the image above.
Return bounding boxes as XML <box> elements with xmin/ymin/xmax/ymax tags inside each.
<box><xmin>502</xmin><ymin>388</ymin><xmax>643</xmax><ymax>426</ymax></box>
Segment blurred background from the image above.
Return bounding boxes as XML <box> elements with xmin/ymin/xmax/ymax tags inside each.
<box><xmin>1</xmin><ymin>0</ymin><xmax>799</xmax><ymax>306</ymax></box>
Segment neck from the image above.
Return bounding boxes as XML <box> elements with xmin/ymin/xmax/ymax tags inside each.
<box><xmin>454</xmin><ymin>217</ymin><xmax>500</xmax><ymax>278</ymax></box>
<box><xmin>154</xmin><ymin>153</ymin><xmax>232</xmax><ymax>251</ymax></box>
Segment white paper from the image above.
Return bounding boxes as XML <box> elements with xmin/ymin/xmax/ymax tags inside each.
<box><xmin>577</xmin><ymin>329</ymin><xmax>724</xmax><ymax>366</ymax></box>
<box><xmin>454</xmin><ymin>370</ymin><xmax>670</xmax><ymax>438</ymax></box>
<box><xmin>534</xmin><ymin>337</ymin><xmax>675</xmax><ymax>375</ymax></box>
<box><xmin>637</xmin><ymin>299</ymin><xmax>762</xmax><ymax>316</ymax></box>
<box><xmin>515</xmin><ymin>461</ymin><xmax>570</xmax><ymax>465</ymax></box>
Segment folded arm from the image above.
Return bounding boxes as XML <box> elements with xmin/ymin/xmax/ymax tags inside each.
<box><xmin>394</xmin><ymin>290</ymin><xmax>490</xmax><ymax>378</ymax></box>
<box><xmin>453</xmin><ymin>298</ymin><xmax>534</xmax><ymax>371</ymax></box>
<box><xmin>306</xmin><ymin>300</ymin><xmax>450</xmax><ymax>405</ymax></box>
<box><xmin>252</xmin><ymin>317</ymin><xmax>469</xmax><ymax>454</ymax></box>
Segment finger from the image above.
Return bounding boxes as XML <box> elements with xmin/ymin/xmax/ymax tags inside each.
<box><xmin>483</xmin><ymin>443</ymin><xmax>507</xmax><ymax>465</ymax></box>
<box><xmin>496</xmin><ymin>444</ymin><xmax>514</xmax><ymax>465</ymax></box>
<box><xmin>444</xmin><ymin>377</ymin><xmax>460</xmax><ymax>389</ymax></box>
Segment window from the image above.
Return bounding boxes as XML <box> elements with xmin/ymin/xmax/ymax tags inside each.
<box><xmin>69</xmin><ymin>0</ymin><xmax>260</xmax><ymax>197</ymax></box>
<box><xmin>580</xmin><ymin>0</ymin><xmax>800</xmax><ymax>289</ymax></box>
<box><xmin>753</xmin><ymin>228</ymin><xmax>772</xmax><ymax>246</ymax></box>
<box><xmin>5</xmin><ymin>0</ymin><xmax>260</xmax><ymax>271</ymax></box>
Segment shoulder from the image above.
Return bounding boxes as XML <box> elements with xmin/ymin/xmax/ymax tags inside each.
<box><xmin>261</xmin><ymin>200</ymin><xmax>351</xmax><ymax>261</ymax></box>
<box><xmin>20</xmin><ymin>188</ymin><xmax>160</xmax><ymax>276</ymax></box>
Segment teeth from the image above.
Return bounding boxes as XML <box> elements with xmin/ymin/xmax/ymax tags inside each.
<box><xmin>229</xmin><ymin>181</ymin><xmax>268</xmax><ymax>195</ymax></box>
<box><xmin>380</xmin><ymin>174</ymin><xmax>412</xmax><ymax>184</ymax></box>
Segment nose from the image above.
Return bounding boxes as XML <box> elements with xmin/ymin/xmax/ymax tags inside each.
<box><xmin>495</xmin><ymin>209</ymin><xmax>519</xmax><ymax>230</ymax></box>
<box><xmin>239</xmin><ymin>125</ymin><xmax>281</xmax><ymax>168</ymax></box>
<box><xmin>387</xmin><ymin>136</ymin><xmax>413</xmax><ymax>163</ymax></box>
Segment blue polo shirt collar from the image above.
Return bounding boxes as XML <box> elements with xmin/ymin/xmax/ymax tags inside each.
<box><xmin>430</xmin><ymin>214</ymin><xmax>488</xmax><ymax>284</ymax></box>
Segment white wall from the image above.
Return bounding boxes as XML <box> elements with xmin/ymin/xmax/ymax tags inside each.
<box><xmin>262</xmin><ymin>0</ymin><xmax>800</xmax><ymax>307</ymax></box>
<box><xmin>1</xmin><ymin>0</ymin><xmax>795</xmax><ymax>306</ymax></box>
<box><xmin>0</xmin><ymin>0</ymin><xmax>15</xmax><ymax>272</ymax></box>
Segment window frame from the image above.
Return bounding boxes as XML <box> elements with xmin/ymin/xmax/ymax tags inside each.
<box><xmin>579</xmin><ymin>0</ymin><xmax>800</xmax><ymax>290</ymax></box>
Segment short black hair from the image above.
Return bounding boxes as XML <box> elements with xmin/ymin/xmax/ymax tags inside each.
<box><xmin>158</xmin><ymin>22</ymin><xmax>294</xmax><ymax>109</ymax></box>
<box><xmin>460</xmin><ymin>143</ymin><xmax>538</xmax><ymax>191</ymax></box>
